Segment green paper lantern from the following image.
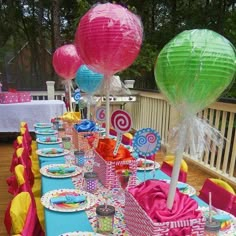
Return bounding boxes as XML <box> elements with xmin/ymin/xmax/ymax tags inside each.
<box><xmin>154</xmin><ymin>29</ymin><xmax>236</xmax><ymax>114</ymax></box>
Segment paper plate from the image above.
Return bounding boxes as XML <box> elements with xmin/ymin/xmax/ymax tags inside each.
<box><xmin>41</xmin><ymin>189</ymin><xmax>97</xmax><ymax>212</ymax></box>
<box><xmin>159</xmin><ymin>179</ymin><xmax>196</xmax><ymax>196</ymax></box>
<box><xmin>60</xmin><ymin>232</ymin><xmax>104</xmax><ymax>236</ymax></box>
<box><xmin>36</xmin><ymin>148</ymin><xmax>70</xmax><ymax>157</ymax></box>
<box><xmin>40</xmin><ymin>164</ymin><xmax>82</xmax><ymax>178</ymax></box>
<box><xmin>35</xmin><ymin>130</ymin><xmax>58</xmax><ymax>135</ymax></box>
<box><xmin>36</xmin><ymin>137</ymin><xmax>62</xmax><ymax>145</ymax></box>
<box><xmin>34</xmin><ymin>123</ymin><xmax>52</xmax><ymax>128</ymax></box>
<box><xmin>137</xmin><ymin>158</ymin><xmax>160</xmax><ymax>171</ymax></box>
<box><xmin>198</xmin><ymin>206</ymin><xmax>236</xmax><ymax>235</ymax></box>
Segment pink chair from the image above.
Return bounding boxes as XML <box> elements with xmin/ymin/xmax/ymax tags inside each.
<box><xmin>198</xmin><ymin>178</ymin><xmax>235</xmax><ymax>213</ymax></box>
<box><xmin>230</xmin><ymin>199</ymin><xmax>236</xmax><ymax>217</ymax></box>
<box><xmin>10</xmin><ymin>148</ymin><xmax>34</xmax><ymax>187</ymax></box>
<box><xmin>160</xmin><ymin>161</ymin><xmax>188</xmax><ymax>183</ymax></box>
<box><xmin>4</xmin><ymin>191</ymin><xmax>44</xmax><ymax>236</ymax></box>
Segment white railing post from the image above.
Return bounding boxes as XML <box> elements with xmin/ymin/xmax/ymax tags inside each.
<box><xmin>46</xmin><ymin>81</ymin><xmax>55</xmax><ymax>100</ymax></box>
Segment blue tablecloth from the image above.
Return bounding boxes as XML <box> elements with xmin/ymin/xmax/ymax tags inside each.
<box><xmin>38</xmin><ymin>142</ymin><xmax>207</xmax><ymax>235</ymax></box>
<box><xmin>39</xmin><ymin>143</ymin><xmax>93</xmax><ymax>236</ymax></box>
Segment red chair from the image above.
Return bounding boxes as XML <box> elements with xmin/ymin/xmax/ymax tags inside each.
<box><xmin>6</xmin><ymin>164</ymin><xmax>44</xmax><ymax>231</ymax></box>
<box><xmin>199</xmin><ymin>178</ymin><xmax>235</xmax><ymax>213</ymax></box>
<box><xmin>4</xmin><ymin>191</ymin><xmax>44</xmax><ymax>236</ymax></box>
<box><xmin>230</xmin><ymin>198</ymin><xmax>236</xmax><ymax>217</ymax></box>
<box><xmin>160</xmin><ymin>156</ymin><xmax>188</xmax><ymax>183</ymax></box>
<box><xmin>10</xmin><ymin>147</ymin><xmax>34</xmax><ymax>186</ymax></box>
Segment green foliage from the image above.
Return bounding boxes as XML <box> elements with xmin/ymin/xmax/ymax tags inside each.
<box><xmin>119</xmin><ymin>42</ymin><xmax>158</xmax><ymax>80</ymax></box>
<box><xmin>0</xmin><ymin>0</ymin><xmax>235</xmax><ymax>97</ymax></box>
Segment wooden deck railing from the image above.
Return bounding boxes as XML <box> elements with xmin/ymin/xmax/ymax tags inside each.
<box><xmin>32</xmin><ymin>89</ymin><xmax>236</xmax><ymax>186</ymax></box>
<box><xmin>124</xmin><ymin>90</ymin><xmax>236</xmax><ymax>187</ymax></box>
<box><xmin>31</xmin><ymin>91</ymin><xmax>65</xmax><ymax>101</ymax></box>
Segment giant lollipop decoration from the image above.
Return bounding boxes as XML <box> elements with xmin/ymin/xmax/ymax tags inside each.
<box><xmin>75</xmin><ymin>65</ymin><xmax>104</xmax><ymax>119</ymax></box>
<box><xmin>75</xmin><ymin>3</ymin><xmax>143</xmax><ymax>136</ymax></box>
<box><xmin>53</xmin><ymin>44</ymin><xmax>83</xmax><ymax>111</ymax></box>
<box><xmin>154</xmin><ymin>29</ymin><xmax>236</xmax><ymax>209</ymax></box>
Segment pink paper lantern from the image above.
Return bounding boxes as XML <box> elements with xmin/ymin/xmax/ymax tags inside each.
<box><xmin>75</xmin><ymin>3</ymin><xmax>143</xmax><ymax>77</ymax></box>
<box><xmin>52</xmin><ymin>44</ymin><xmax>83</xmax><ymax>80</ymax></box>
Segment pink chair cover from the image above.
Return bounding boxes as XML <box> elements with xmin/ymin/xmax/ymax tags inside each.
<box><xmin>6</xmin><ymin>175</ymin><xmax>18</xmax><ymax>195</ymax></box>
<box><xmin>160</xmin><ymin>162</ymin><xmax>187</xmax><ymax>183</ymax></box>
<box><xmin>22</xmin><ymin>127</ymin><xmax>32</xmax><ymax>144</ymax></box>
<box><xmin>230</xmin><ymin>197</ymin><xmax>236</xmax><ymax>216</ymax></box>
<box><xmin>198</xmin><ymin>178</ymin><xmax>235</xmax><ymax>213</ymax></box>
<box><xmin>4</xmin><ymin>192</ymin><xmax>44</xmax><ymax>236</ymax></box>
<box><xmin>10</xmin><ymin>149</ymin><xmax>34</xmax><ymax>187</ymax></box>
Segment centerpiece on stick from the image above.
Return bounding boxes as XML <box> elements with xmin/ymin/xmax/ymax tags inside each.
<box><xmin>75</xmin><ymin>65</ymin><xmax>104</xmax><ymax>119</ymax></box>
<box><xmin>124</xmin><ymin>29</ymin><xmax>235</xmax><ymax>236</ymax></box>
<box><xmin>132</xmin><ymin>128</ymin><xmax>161</xmax><ymax>180</ymax></box>
<box><xmin>154</xmin><ymin>29</ymin><xmax>236</xmax><ymax>210</ymax></box>
<box><xmin>52</xmin><ymin>44</ymin><xmax>82</xmax><ymax>112</ymax></box>
<box><xmin>74</xmin><ymin>3</ymin><xmax>143</xmax><ymax>137</ymax></box>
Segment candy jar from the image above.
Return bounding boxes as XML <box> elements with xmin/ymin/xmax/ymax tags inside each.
<box><xmin>74</xmin><ymin>150</ymin><xmax>85</xmax><ymax>167</ymax></box>
<box><xmin>84</xmin><ymin>172</ymin><xmax>98</xmax><ymax>193</ymax></box>
<box><xmin>204</xmin><ymin>219</ymin><xmax>221</xmax><ymax>236</ymax></box>
<box><xmin>96</xmin><ymin>205</ymin><xmax>115</xmax><ymax>234</ymax></box>
<box><xmin>62</xmin><ymin>136</ymin><xmax>71</xmax><ymax>150</ymax></box>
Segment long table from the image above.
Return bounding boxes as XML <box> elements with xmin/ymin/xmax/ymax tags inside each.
<box><xmin>0</xmin><ymin>100</ymin><xmax>66</xmax><ymax>132</ymax></box>
<box><xmin>38</xmin><ymin>147</ymin><xmax>208</xmax><ymax>236</ymax></box>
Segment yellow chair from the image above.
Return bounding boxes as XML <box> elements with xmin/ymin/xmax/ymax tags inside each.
<box><xmin>4</xmin><ymin>192</ymin><xmax>44</xmax><ymax>235</ymax></box>
<box><xmin>160</xmin><ymin>155</ymin><xmax>188</xmax><ymax>182</ymax></box>
<box><xmin>165</xmin><ymin>155</ymin><xmax>188</xmax><ymax>173</ymax></box>
<box><xmin>14</xmin><ymin>165</ymin><xmax>44</xmax><ymax>231</ymax></box>
<box><xmin>20</xmin><ymin>121</ymin><xmax>27</xmax><ymax>128</ymax></box>
<box><xmin>199</xmin><ymin>178</ymin><xmax>235</xmax><ymax>212</ymax></box>
<box><xmin>209</xmin><ymin>178</ymin><xmax>235</xmax><ymax>194</ymax></box>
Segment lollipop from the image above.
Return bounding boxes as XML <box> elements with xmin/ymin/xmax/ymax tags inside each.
<box><xmin>133</xmin><ymin>128</ymin><xmax>161</xmax><ymax>180</ymax></box>
<box><xmin>75</xmin><ymin>65</ymin><xmax>104</xmax><ymax>119</ymax></box>
<box><xmin>75</xmin><ymin>3</ymin><xmax>143</xmax><ymax>137</ymax></box>
<box><xmin>52</xmin><ymin>44</ymin><xmax>83</xmax><ymax>111</ymax></box>
<box><xmin>111</xmin><ymin>110</ymin><xmax>132</xmax><ymax>155</ymax></box>
<box><xmin>53</xmin><ymin>44</ymin><xmax>82</xmax><ymax>80</ymax></box>
<box><xmin>154</xmin><ymin>29</ymin><xmax>236</xmax><ymax>209</ymax></box>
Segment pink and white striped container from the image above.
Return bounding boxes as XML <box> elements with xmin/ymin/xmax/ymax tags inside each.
<box><xmin>124</xmin><ymin>190</ymin><xmax>206</xmax><ymax>236</ymax></box>
<box><xmin>93</xmin><ymin>150</ymin><xmax>137</xmax><ymax>189</ymax></box>
<box><xmin>72</xmin><ymin>128</ymin><xmax>99</xmax><ymax>152</ymax></box>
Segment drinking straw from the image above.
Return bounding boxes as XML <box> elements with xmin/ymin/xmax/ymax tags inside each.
<box><xmin>209</xmin><ymin>192</ymin><xmax>212</xmax><ymax>223</ymax></box>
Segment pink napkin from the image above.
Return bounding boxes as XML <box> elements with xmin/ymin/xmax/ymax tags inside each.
<box><xmin>129</xmin><ymin>179</ymin><xmax>201</xmax><ymax>223</ymax></box>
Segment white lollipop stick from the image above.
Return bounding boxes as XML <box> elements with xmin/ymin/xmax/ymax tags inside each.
<box><xmin>113</xmin><ymin>132</ymin><xmax>122</xmax><ymax>155</ymax></box>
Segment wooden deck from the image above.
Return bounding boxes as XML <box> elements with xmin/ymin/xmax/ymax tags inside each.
<box><xmin>0</xmin><ymin>137</ymin><xmax>214</xmax><ymax>236</ymax></box>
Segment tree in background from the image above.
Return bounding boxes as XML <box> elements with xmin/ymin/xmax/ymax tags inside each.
<box><xmin>0</xmin><ymin>0</ymin><xmax>235</xmax><ymax>97</ymax></box>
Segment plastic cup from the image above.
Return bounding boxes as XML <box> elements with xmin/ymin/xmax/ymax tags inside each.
<box><xmin>62</xmin><ymin>136</ymin><xmax>71</xmax><ymax>150</ymax></box>
<box><xmin>96</xmin><ymin>205</ymin><xmax>115</xmax><ymax>234</ymax></box>
<box><xmin>84</xmin><ymin>172</ymin><xmax>98</xmax><ymax>193</ymax></box>
<box><xmin>204</xmin><ymin>219</ymin><xmax>221</xmax><ymax>236</ymax></box>
<box><xmin>74</xmin><ymin>150</ymin><xmax>85</xmax><ymax>167</ymax></box>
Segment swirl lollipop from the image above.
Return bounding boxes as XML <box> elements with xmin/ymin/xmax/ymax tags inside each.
<box><xmin>133</xmin><ymin>128</ymin><xmax>161</xmax><ymax>180</ymax></box>
<box><xmin>111</xmin><ymin>110</ymin><xmax>132</xmax><ymax>155</ymax></box>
